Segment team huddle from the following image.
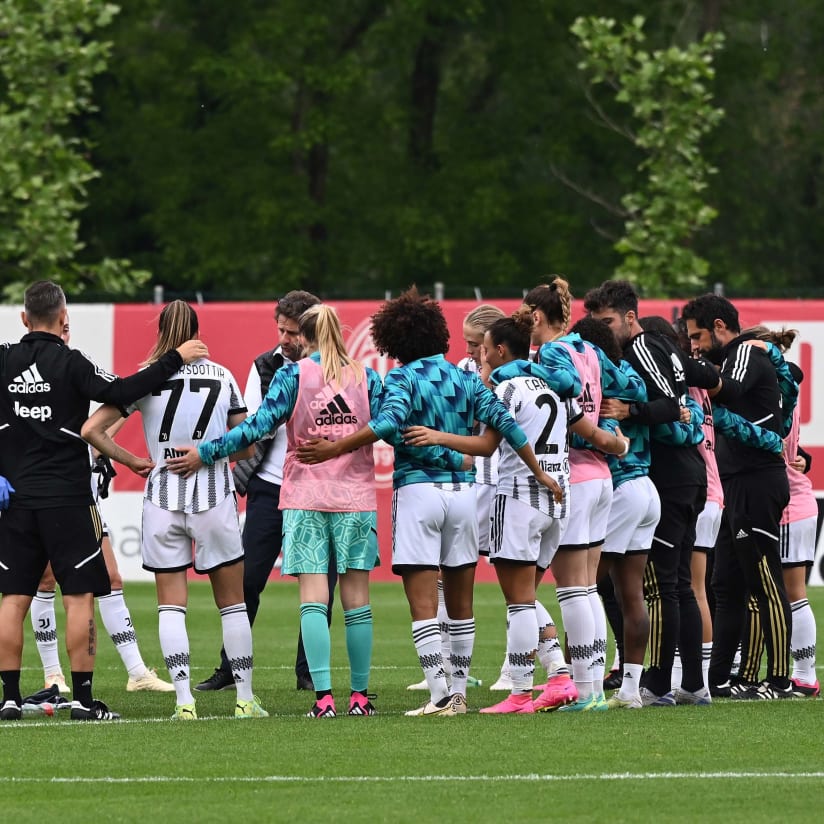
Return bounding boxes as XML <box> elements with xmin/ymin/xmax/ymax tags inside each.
<box><xmin>0</xmin><ymin>277</ymin><xmax>817</xmax><ymax>721</ymax></box>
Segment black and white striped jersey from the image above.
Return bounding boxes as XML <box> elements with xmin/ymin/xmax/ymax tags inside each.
<box><xmin>127</xmin><ymin>358</ymin><xmax>246</xmax><ymax>513</ymax></box>
<box><xmin>494</xmin><ymin>374</ymin><xmax>574</xmax><ymax>518</ymax></box>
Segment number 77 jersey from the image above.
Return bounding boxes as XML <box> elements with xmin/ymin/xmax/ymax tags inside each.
<box><xmin>127</xmin><ymin>359</ymin><xmax>246</xmax><ymax>513</ymax></box>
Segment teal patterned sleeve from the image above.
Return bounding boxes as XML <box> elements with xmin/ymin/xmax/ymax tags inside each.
<box><xmin>536</xmin><ymin>344</ymin><xmax>582</xmax><ymax>399</ymax></box>
<box><xmin>765</xmin><ymin>342</ymin><xmax>798</xmax><ymax>436</ymax></box>
<box><xmin>596</xmin><ymin>346</ymin><xmax>646</xmax><ymax>402</ymax></box>
<box><xmin>713</xmin><ymin>404</ymin><xmax>783</xmax><ymax>453</ymax></box>
<box><xmin>198</xmin><ymin>364</ymin><xmax>298</xmax><ymax>465</ymax></box>
<box><xmin>651</xmin><ymin>395</ymin><xmax>705</xmax><ymax>447</ymax></box>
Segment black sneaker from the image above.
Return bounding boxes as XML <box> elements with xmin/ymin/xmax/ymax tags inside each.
<box><xmin>21</xmin><ymin>684</ymin><xmax>66</xmax><ymax>706</ymax></box>
<box><xmin>70</xmin><ymin>699</ymin><xmax>121</xmax><ymax>721</ymax></box>
<box><xmin>195</xmin><ymin>668</ymin><xmax>235</xmax><ymax>692</ymax></box>
<box><xmin>729</xmin><ymin>679</ymin><xmax>758</xmax><ymax>698</ymax></box>
<box><xmin>710</xmin><ymin>676</ymin><xmax>749</xmax><ymax>698</ymax></box>
<box><xmin>730</xmin><ymin>680</ymin><xmax>794</xmax><ymax>701</ymax></box>
<box><xmin>754</xmin><ymin>681</ymin><xmax>795</xmax><ymax>700</ymax></box>
<box><xmin>0</xmin><ymin>700</ymin><xmax>22</xmax><ymax>721</ymax></box>
<box><xmin>603</xmin><ymin>669</ymin><xmax>623</xmax><ymax>691</ymax></box>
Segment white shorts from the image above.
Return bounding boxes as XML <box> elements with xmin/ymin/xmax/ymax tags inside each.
<box><xmin>695</xmin><ymin>499</ymin><xmax>723</xmax><ymax>552</ymax></box>
<box><xmin>489</xmin><ymin>494</ymin><xmax>566</xmax><ymax>569</ymax></box>
<box><xmin>392</xmin><ymin>482</ymin><xmax>478</xmax><ymax>571</ymax></box>
<box><xmin>141</xmin><ymin>495</ymin><xmax>244</xmax><ymax>574</ymax></box>
<box><xmin>559</xmin><ymin>477</ymin><xmax>612</xmax><ymax>550</ymax></box>
<box><xmin>602</xmin><ymin>477</ymin><xmax>661</xmax><ymax>556</ymax></box>
<box><xmin>779</xmin><ymin>516</ymin><xmax>817</xmax><ymax>567</ymax></box>
<box><xmin>476</xmin><ymin>482</ymin><xmax>495</xmax><ymax>556</ymax></box>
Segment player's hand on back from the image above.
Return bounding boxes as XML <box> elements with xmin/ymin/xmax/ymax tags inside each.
<box><xmin>176</xmin><ymin>339</ymin><xmax>209</xmax><ymax>363</ymax></box>
<box><xmin>165</xmin><ymin>446</ymin><xmax>204</xmax><ymax>478</ymax></box>
<box><xmin>402</xmin><ymin>426</ymin><xmax>444</xmax><ymax>447</ymax></box>
<box><xmin>600</xmin><ymin>398</ymin><xmax>629</xmax><ymax>420</ymax></box>
<box><xmin>296</xmin><ymin>438</ymin><xmax>338</xmax><ymax>464</ymax></box>
<box><xmin>789</xmin><ymin>454</ymin><xmax>805</xmax><ymax>472</ymax></box>
<box><xmin>535</xmin><ymin>470</ymin><xmax>563</xmax><ymax>503</ymax></box>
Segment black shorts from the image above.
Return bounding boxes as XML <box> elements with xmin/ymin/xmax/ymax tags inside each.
<box><xmin>0</xmin><ymin>505</ymin><xmax>110</xmax><ymax>597</ymax></box>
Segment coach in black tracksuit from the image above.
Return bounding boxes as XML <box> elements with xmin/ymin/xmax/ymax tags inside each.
<box><xmin>586</xmin><ymin>281</ymin><xmax>713</xmax><ymax>703</ymax></box>
<box><xmin>683</xmin><ymin>294</ymin><xmax>795</xmax><ymax>699</ymax></box>
<box><xmin>0</xmin><ymin>280</ymin><xmax>206</xmax><ymax>720</ymax></box>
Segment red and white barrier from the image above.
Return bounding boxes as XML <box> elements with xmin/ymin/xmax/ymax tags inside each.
<box><xmin>3</xmin><ymin>297</ymin><xmax>824</xmax><ymax>582</ymax></box>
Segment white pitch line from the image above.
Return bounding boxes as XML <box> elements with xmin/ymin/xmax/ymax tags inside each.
<box><xmin>3</xmin><ymin>772</ymin><xmax>824</xmax><ymax>785</ymax></box>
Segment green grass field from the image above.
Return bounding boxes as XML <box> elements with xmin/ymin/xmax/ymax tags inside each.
<box><xmin>2</xmin><ymin>581</ymin><xmax>823</xmax><ymax>823</ymax></box>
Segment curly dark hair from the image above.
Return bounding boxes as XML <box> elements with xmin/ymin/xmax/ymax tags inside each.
<box><xmin>570</xmin><ymin>316</ymin><xmax>622</xmax><ymax>365</ymax></box>
<box><xmin>370</xmin><ymin>286</ymin><xmax>450</xmax><ymax>364</ymax></box>
<box><xmin>681</xmin><ymin>294</ymin><xmax>740</xmax><ymax>335</ymax></box>
<box><xmin>583</xmin><ymin>280</ymin><xmax>639</xmax><ymax>316</ymax></box>
<box><xmin>276</xmin><ymin>290</ymin><xmax>320</xmax><ymax>321</ymax></box>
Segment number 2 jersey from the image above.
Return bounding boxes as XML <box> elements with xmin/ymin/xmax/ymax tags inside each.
<box><xmin>126</xmin><ymin>358</ymin><xmax>246</xmax><ymax>513</ymax></box>
<box><xmin>489</xmin><ymin>359</ymin><xmax>582</xmax><ymax>519</ymax></box>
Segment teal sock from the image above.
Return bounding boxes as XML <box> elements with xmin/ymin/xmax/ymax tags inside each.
<box><xmin>344</xmin><ymin>605</ymin><xmax>373</xmax><ymax>693</ymax></box>
<box><xmin>299</xmin><ymin>603</ymin><xmax>331</xmax><ymax>692</ymax></box>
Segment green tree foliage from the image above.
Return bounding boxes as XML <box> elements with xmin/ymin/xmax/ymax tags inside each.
<box><xmin>81</xmin><ymin>0</ymin><xmax>631</xmax><ymax>299</ymax></box>
<box><xmin>0</xmin><ymin>0</ymin><xmax>148</xmax><ymax>300</ymax></box>
<box><xmin>3</xmin><ymin>1</ymin><xmax>820</xmax><ymax>301</ymax></box>
<box><xmin>699</xmin><ymin>0</ymin><xmax>824</xmax><ymax>295</ymax></box>
<box><xmin>571</xmin><ymin>15</ymin><xmax>724</xmax><ymax>296</ymax></box>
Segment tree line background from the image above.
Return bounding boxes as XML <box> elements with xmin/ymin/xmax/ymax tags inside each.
<box><xmin>1</xmin><ymin>0</ymin><xmax>822</xmax><ymax>301</ymax></box>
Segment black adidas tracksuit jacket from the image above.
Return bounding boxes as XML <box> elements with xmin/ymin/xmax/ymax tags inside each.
<box><xmin>622</xmin><ymin>330</ymin><xmax>706</xmax><ymax>491</ymax></box>
<box><xmin>0</xmin><ymin>331</ymin><xmax>184</xmax><ymax>509</ymax></box>
<box><xmin>710</xmin><ymin>332</ymin><xmax>788</xmax><ymax>479</ymax></box>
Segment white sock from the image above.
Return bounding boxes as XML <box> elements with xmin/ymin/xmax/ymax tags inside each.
<box><xmin>158</xmin><ymin>605</ymin><xmax>193</xmax><ymax>705</ymax></box>
<box><xmin>507</xmin><ymin>604</ymin><xmax>537</xmax><ymax>693</ymax></box>
<box><xmin>535</xmin><ymin>599</ymin><xmax>568</xmax><ymax>676</ymax></box>
<box><xmin>588</xmin><ymin>586</ymin><xmax>607</xmax><ymax>694</ymax></box>
<box><xmin>448</xmin><ymin>618</ymin><xmax>475</xmax><ymax>698</ymax></box>
<box><xmin>436</xmin><ymin>579</ymin><xmax>452</xmax><ymax>681</ymax></box>
<box><xmin>498</xmin><ymin>651</ymin><xmax>510</xmax><ymax>680</ymax></box>
<box><xmin>556</xmin><ymin>586</ymin><xmax>594</xmax><ymax>700</ymax></box>
<box><xmin>221</xmin><ymin>603</ymin><xmax>253</xmax><ymax>701</ymax></box>
<box><xmin>611</xmin><ymin>646</ymin><xmax>621</xmax><ymax>673</ymax></box>
<box><xmin>498</xmin><ymin>602</ymin><xmax>511</xmax><ymax>679</ymax></box>
<box><xmin>790</xmin><ymin>598</ymin><xmax>817</xmax><ymax>683</ymax></box>
<box><xmin>731</xmin><ymin>642</ymin><xmax>741</xmax><ymax>676</ymax></box>
<box><xmin>702</xmin><ymin>642</ymin><xmax>712</xmax><ymax>690</ymax></box>
<box><xmin>412</xmin><ymin>619</ymin><xmax>449</xmax><ymax>704</ymax></box>
<box><xmin>98</xmin><ymin>589</ymin><xmax>146</xmax><ymax>678</ymax></box>
<box><xmin>619</xmin><ymin>662</ymin><xmax>644</xmax><ymax>701</ymax></box>
<box><xmin>671</xmin><ymin>649</ymin><xmax>683</xmax><ymax>691</ymax></box>
<box><xmin>31</xmin><ymin>590</ymin><xmax>62</xmax><ymax>676</ymax></box>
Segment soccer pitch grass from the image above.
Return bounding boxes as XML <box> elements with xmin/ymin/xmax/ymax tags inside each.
<box><xmin>2</xmin><ymin>582</ymin><xmax>823</xmax><ymax>823</ymax></box>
